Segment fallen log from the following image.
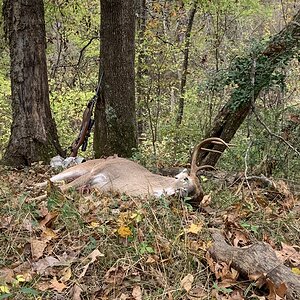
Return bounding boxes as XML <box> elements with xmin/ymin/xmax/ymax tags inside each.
<box><xmin>209</xmin><ymin>230</ymin><xmax>300</xmax><ymax>300</ymax></box>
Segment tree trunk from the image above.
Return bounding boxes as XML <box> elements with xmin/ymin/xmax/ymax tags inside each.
<box><xmin>176</xmin><ymin>1</ymin><xmax>197</xmax><ymax>126</ymax></box>
<box><xmin>198</xmin><ymin>9</ymin><xmax>300</xmax><ymax>167</ymax></box>
<box><xmin>136</xmin><ymin>0</ymin><xmax>147</xmax><ymax>140</ymax></box>
<box><xmin>2</xmin><ymin>0</ymin><xmax>63</xmax><ymax>167</ymax></box>
<box><xmin>94</xmin><ymin>0</ymin><xmax>137</xmax><ymax>158</ymax></box>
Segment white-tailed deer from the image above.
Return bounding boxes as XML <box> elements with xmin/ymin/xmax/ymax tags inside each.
<box><xmin>50</xmin><ymin>138</ymin><xmax>229</xmax><ymax>206</ymax></box>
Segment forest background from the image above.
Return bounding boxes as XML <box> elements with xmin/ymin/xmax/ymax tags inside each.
<box><xmin>0</xmin><ymin>0</ymin><xmax>299</xmax><ymax>179</ymax></box>
<box><xmin>0</xmin><ymin>1</ymin><xmax>300</xmax><ymax>299</ymax></box>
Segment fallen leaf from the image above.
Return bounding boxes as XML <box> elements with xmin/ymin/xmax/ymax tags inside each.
<box><xmin>201</xmin><ymin>194</ymin><xmax>212</xmax><ymax>206</ymax></box>
<box><xmin>0</xmin><ymin>268</ymin><xmax>14</xmax><ymax>283</ymax></box>
<box><xmin>33</xmin><ymin>255</ymin><xmax>75</xmax><ymax>274</ymax></box>
<box><xmin>180</xmin><ymin>274</ymin><xmax>194</xmax><ymax>292</ymax></box>
<box><xmin>185</xmin><ymin>223</ymin><xmax>203</xmax><ymax>234</ymax></box>
<box><xmin>71</xmin><ymin>284</ymin><xmax>83</xmax><ymax>300</ymax></box>
<box><xmin>265</xmin><ymin>278</ymin><xmax>287</xmax><ymax>300</ymax></box>
<box><xmin>146</xmin><ymin>255</ymin><xmax>159</xmax><ymax>264</ymax></box>
<box><xmin>22</xmin><ymin>218</ymin><xmax>33</xmax><ymax>232</ymax></box>
<box><xmin>0</xmin><ymin>216</ymin><xmax>12</xmax><ymax>229</ymax></box>
<box><xmin>79</xmin><ymin>249</ymin><xmax>104</xmax><ymax>279</ymax></box>
<box><xmin>41</xmin><ymin>227</ymin><xmax>58</xmax><ymax>240</ymax></box>
<box><xmin>35</xmin><ymin>281</ymin><xmax>51</xmax><ymax>291</ymax></box>
<box><xmin>103</xmin><ymin>266</ymin><xmax>126</xmax><ymax>285</ymax></box>
<box><xmin>187</xmin><ymin>285</ymin><xmax>207</xmax><ymax>300</ymax></box>
<box><xmin>60</xmin><ymin>267</ymin><xmax>72</xmax><ymax>282</ymax></box>
<box><xmin>31</xmin><ymin>239</ymin><xmax>48</xmax><ymax>260</ymax></box>
<box><xmin>132</xmin><ymin>285</ymin><xmax>142</xmax><ymax>300</ymax></box>
<box><xmin>50</xmin><ymin>277</ymin><xmax>67</xmax><ymax>293</ymax></box>
<box><xmin>87</xmin><ymin>221</ymin><xmax>100</xmax><ymax>228</ymax></box>
<box><xmin>229</xmin><ymin>290</ymin><xmax>245</xmax><ymax>300</ymax></box>
<box><xmin>232</xmin><ymin>230</ymin><xmax>249</xmax><ymax>247</ymax></box>
<box><xmin>117</xmin><ymin>226</ymin><xmax>132</xmax><ymax>238</ymax></box>
<box><xmin>39</xmin><ymin>212</ymin><xmax>58</xmax><ymax>228</ymax></box>
<box><xmin>275</xmin><ymin>243</ymin><xmax>300</xmax><ymax>267</ymax></box>
<box><xmin>0</xmin><ymin>285</ymin><xmax>10</xmax><ymax>293</ymax></box>
<box><xmin>291</xmin><ymin>267</ymin><xmax>300</xmax><ymax>275</ymax></box>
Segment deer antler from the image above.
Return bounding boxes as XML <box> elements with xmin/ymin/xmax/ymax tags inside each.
<box><xmin>191</xmin><ymin>137</ymin><xmax>229</xmax><ymax>176</ymax></box>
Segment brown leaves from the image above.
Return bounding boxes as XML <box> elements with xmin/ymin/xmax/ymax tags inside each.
<box><xmin>275</xmin><ymin>243</ymin><xmax>300</xmax><ymax>267</ymax></box>
<box><xmin>180</xmin><ymin>274</ymin><xmax>194</xmax><ymax>292</ymax></box>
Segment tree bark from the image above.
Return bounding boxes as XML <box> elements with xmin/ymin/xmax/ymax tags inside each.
<box><xmin>199</xmin><ymin>9</ymin><xmax>300</xmax><ymax>167</ymax></box>
<box><xmin>94</xmin><ymin>0</ymin><xmax>137</xmax><ymax>158</ymax></box>
<box><xmin>176</xmin><ymin>1</ymin><xmax>197</xmax><ymax>126</ymax></box>
<box><xmin>136</xmin><ymin>0</ymin><xmax>147</xmax><ymax>140</ymax></box>
<box><xmin>209</xmin><ymin>230</ymin><xmax>300</xmax><ymax>300</ymax></box>
<box><xmin>2</xmin><ymin>0</ymin><xmax>63</xmax><ymax>167</ymax></box>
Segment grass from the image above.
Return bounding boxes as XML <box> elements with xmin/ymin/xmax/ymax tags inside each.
<box><xmin>0</xmin><ymin>164</ymin><xmax>299</xmax><ymax>299</ymax></box>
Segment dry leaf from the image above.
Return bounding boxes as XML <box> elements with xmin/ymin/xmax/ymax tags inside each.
<box><xmin>265</xmin><ymin>278</ymin><xmax>287</xmax><ymax>300</ymax></box>
<box><xmin>146</xmin><ymin>255</ymin><xmax>159</xmax><ymax>264</ymax></box>
<box><xmin>232</xmin><ymin>230</ymin><xmax>249</xmax><ymax>247</ymax></box>
<box><xmin>60</xmin><ymin>267</ymin><xmax>72</xmax><ymax>282</ymax></box>
<box><xmin>71</xmin><ymin>284</ymin><xmax>83</xmax><ymax>300</ymax></box>
<box><xmin>39</xmin><ymin>212</ymin><xmax>58</xmax><ymax>228</ymax></box>
<box><xmin>229</xmin><ymin>290</ymin><xmax>245</xmax><ymax>300</ymax></box>
<box><xmin>50</xmin><ymin>277</ymin><xmax>67</xmax><ymax>293</ymax></box>
<box><xmin>22</xmin><ymin>218</ymin><xmax>33</xmax><ymax>232</ymax></box>
<box><xmin>0</xmin><ymin>268</ymin><xmax>14</xmax><ymax>283</ymax></box>
<box><xmin>202</xmin><ymin>194</ymin><xmax>212</xmax><ymax>206</ymax></box>
<box><xmin>187</xmin><ymin>285</ymin><xmax>207</xmax><ymax>300</ymax></box>
<box><xmin>31</xmin><ymin>239</ymin><xmax>48</xmax><ymax>260</ymax></box>
<box><xmin>33</xmin><ymin>255</ymin><xmax>74</xmax><ymax>274</ymax></box>
<box><xmin>132</xmin><ymin>285</ymin><xmax>142</xmax><ymax>300</ymax></box>
<box><xmin>180</xmin><ymin>274</ymin><xmax>194</xmax><ymax>292</ymax></box>
<box><xmin>117</xmin><ymin>226</ymin><xmax>132</xmax><ymax>238</ymax></box>
<box><xmin>41</xmin><ymin>227</ymin><xmax>58</xmax><ymax>240</ymax></box>
<box><xmin>185</xmin><ymin>223</ymin><xmax>203</xmax><ymax>234</ymax></box>
<box><xmin>79</xmin><ymin>249</ymin><xmax>104</xmax><ymax>279</ymax></box>
<box><xmin>291</xmin><ymin>267</ymin><xmax>300</xmax><ymax>275</ymax></box>
<box><xmin>275</xmin><ymin>243</ymin><xmax>300</xmax><ymax>267</ymax></box>
<box><xmin>35</xmin><ymin>281</ymin><xmax>51</xmax><ymax>291</ymax></box>
<box><xmin>104</xmin><ymin>266</ymin><xmax>126</xmax><ymax>285</ymax></box>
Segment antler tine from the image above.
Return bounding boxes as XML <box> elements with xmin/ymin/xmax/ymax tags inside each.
<box><xmin>191</xmin><ymin>137</ymin><xmax>229</xmax><ymax>175</ymax></box>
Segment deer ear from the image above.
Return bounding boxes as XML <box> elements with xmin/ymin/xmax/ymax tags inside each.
<box><xmin>175</xmin><ymin>169</ymin><xmax>189</xmax><ymax>179</ymax></box>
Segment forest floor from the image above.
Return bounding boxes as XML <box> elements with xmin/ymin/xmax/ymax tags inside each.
<box><xmin>0</xmin><ymin>163</ymin><xmax>299</xmax><ymax>300</ymax></box>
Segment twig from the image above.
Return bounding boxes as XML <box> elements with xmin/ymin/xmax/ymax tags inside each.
<box><xmin>244</xmin><ymin>139</ymin><xmax>257</xmax><ymax>205</ymax></box>
<box><xmin>252</xmin><ymin>108</ymin><xmax>300</xmax><ymax>156</ymax></box>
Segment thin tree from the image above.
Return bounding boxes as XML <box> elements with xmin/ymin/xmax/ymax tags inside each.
<box><xmin>2</xmin><ymin>0</ymin><xmax>63</xmax><ymax>166</ymax></box>
<box><xmin>198</xmin><ymin>9</ymin><xmax>300</xmax><ymax>167</ymax></box>
<box><xmin>176</xmin><ymin>0</ymin><xmax>197</xmax><ymax>126</ymax></box>
<box><xmin>94</xmin><ymin>0</ymin><xmax>137</xmax><ymax>158</ymax></box>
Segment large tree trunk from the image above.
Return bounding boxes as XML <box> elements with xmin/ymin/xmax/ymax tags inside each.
<box><xmin>198</xmin><ymin>10</ymin><xmax>300</xmax><ymax>167</ymax></box>
<box><xmin>94</xmin><ymin>0</ymin><xmax>137</xmax><ymax>158</ymax></box>
<box><xmin>2</xmin><ymin>0</ymin><xmax>63</xmax><ymax>167</ymax></box>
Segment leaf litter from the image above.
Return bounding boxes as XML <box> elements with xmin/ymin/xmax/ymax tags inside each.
<box><xmin>0</xmin><ymin>164</ymin><xmax>299</xmax><ymax>299</ymax></box>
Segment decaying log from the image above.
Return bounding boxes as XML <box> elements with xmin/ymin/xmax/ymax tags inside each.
<box><xmin>209</xmin><ymin>230</ymin><xmax>300</xmax><ymax>300</ymax></box>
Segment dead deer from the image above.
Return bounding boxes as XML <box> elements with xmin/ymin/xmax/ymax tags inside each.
<box><xmin>50</xmin><ymin>138</ymin><xmax>229</xmax><ymax>206</ymax></box>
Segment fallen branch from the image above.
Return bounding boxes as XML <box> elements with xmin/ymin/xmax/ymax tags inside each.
<box><xmin>209</xmin><ymin>229</ymin><xmax>300</xmax><ymax>300</ymax></box>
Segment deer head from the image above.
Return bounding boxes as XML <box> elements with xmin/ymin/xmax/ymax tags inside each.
<box><xmin>50</xmin><ymin>138</ymin><xmax>229</xmax><ymax>207</ymax></box>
